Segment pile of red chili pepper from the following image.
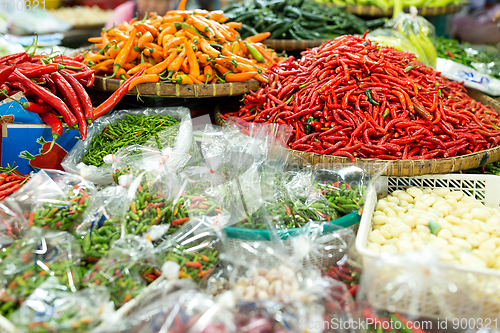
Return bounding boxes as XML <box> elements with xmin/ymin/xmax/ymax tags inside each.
<box><xmin>225</xmin><ymin>33</ymin><xmax>500</xmax><ymax>161</ymax></box>
<box><xmin>0</xmin><ymin>164</ymin><xmax>30</xmax><ymax>201</ymax></box>
<box><xmin>0</xmin><ymin>48</ymin><xmax>144</xmax><ymax>145</ymax></box>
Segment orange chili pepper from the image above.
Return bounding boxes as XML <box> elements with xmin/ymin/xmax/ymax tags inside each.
<box><xmin>197</xmin><ymin>74</ymin><xmax>207</xmax><ymax>82</ymax></box>
<box><xmin>225</xmin><ymin>22</ymin><xmax>243</xmax><ymax>29</ymax></box>
<box><xmin>115</xmin><ymin>28</ymin><xmax>137</xmax><ymax>67</ymax></box>
<box><xmin>207</xmin><ymin>10</ymin><xmax>224</xmax><ymax>21</ymax></box>
<box><xmin>163</xmin><ymin>36</ymin><xmax>185</xmax><ymax>57</ymax></box>
<box><xmin>173</xmin><ymin>73</ymin><xmax>193</xmax><ymax>84</ymax></box>
<box><xmin>168</xmin><ymin>47</ymin><xmax>186</xmax><ymax>72</ymax></box>
<box><xmin>174</xmin><ymin>30</ymin><xmax>186</xmax><ymax>38</ymax></box>
<box><xmin>255</xmin><ymin>73</ymin><xmax>269</xmax><ymax>83</ymax></box>
<box><xmin>198</xmin><ymin>38</ymin><xmax>219</xmax><ymax>58</ymax></box>
<box><xmin>204</xmin><ymin>65</ymin><xmax>213</xmax><ymax>78</ymax></box>
<box><xmin>178</xmin><ymin>0</ymin><xmax>188</xmax><ymax>11</ymax></box>
<box><xmin>162</xmin><ymin>15</ymin><xmax>185</xmax><ymax>23</ymax></box>
<box><xmin>245</xmin><ymin>32</ymin><xmax>271</xmax><ymax>43</ymax></box>
<box><xmin>91</xmin><ymin>59</ymin><xmax>114</xmax><ymax>70</ymax></box>
<box><xmin>180</xmin><ymin>56</ymin><xmax>190</xmax><ymax>74</ymax></box>
<box><xmin>126</xmin><ymin>45</ymin><xmax>140</xmax><ymax>63</ymax></box>
<box><xmin>126</xmin><ymin>63</ymin><xmax>153</xmax><ymax>75</ymax></box>
<box><xmin>128</xmin><ymin>74</ymin><xmax>159</xmax><ymax>90</ymax></box>
<box><xmin>134</xmin><ymin>22</ymin><xmax>158</xmax><ymax>37</ymax></box>
<box><xmin>190</xmin><ymin>15</ymin><xmax>215</xmax><ymax>39</ymax></box>
<box><xmin>138</xmin><ymin>31</ymin><xmax>154</xmax><ymax>48</ymax></box>
<box><xmin>198</xmin><ymin>53</ymin><xmax>211</xmax><ymax>64</ymax></box>
<box><xmin>225</xmin><ymin>71</ymin><xmax>258</xmax><ymax>82</ymax></box>
<box><xmin>189</xmin><ymin>74</ymin><xmax>203</xmax><ymax>84</ymax></box>
<box><xmin>146</xmin><ymin>51</ymin><xmax>177</xmax><ymax>74</ymax></box>
<box><xmin>252</xmin><ymin>43</ymin><xmax>274</xmax><ymax>63</ymax></box>
<box><xmin>184</xmin><ymin>39</ymin><xmax>200</xmax><ymax>77</ymax></box>
<box><xmin>88</xmin><ymin>37</ymin><xmax>102</xmax><ymax>43</ymax></box>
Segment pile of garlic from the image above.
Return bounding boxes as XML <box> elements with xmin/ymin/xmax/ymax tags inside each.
<box><xmin>233</xmin><ymin>265</ymin><xmax>318</xmax><ymax>303</ymax></box>
<box><xmin>367</xmin><ymin>187</ymin><xmax>500</xmax><ymax>269</ymax></box>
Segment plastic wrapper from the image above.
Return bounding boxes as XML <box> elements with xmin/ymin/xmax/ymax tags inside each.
<box><xmin>9</xmin><ymin>277</ymin><xmax>112</xmax><ymax>333</ymax></box>
<box><xmin>219</xmin><ymin>229</ymin><xmax>356</xmax><ymax>333</ymax></box>
<box><xmin>0</xmin><ymin>201</ymin><xmax>26</xmax><ymax>252</ymax></box>
<box><xmin>367</xmin><ymin>8</ymin><xmax>437</xmax><ymax>67</ymax></box>
<box><xmin>356</xmin><ymin>248</ymin><xmax>481</xmax><ymax>320</ymax></box>
<box><xmin>73</xmin><ymin>185</ymin><xmax>128</xmax><ymax>264</ymax></box>
<box><xmin>62</xmin><ymin>107</ymin><xmax>193</xmax><ymax>186</ymax></box>
<box><xmin>154</xmin><ymin>216</ymin><xmax>224</xmax><ymax>284</ymax></box>
<box><xmin>7</xmin><ymin>169</ymin><xmax>95</xmax><ymax>231</ymax></box>
<box><xmin>96</xmin><ymin>282</ymin><xmax>234</xmax><ymax>333</ymax></box>
<box><xmin>82</xmin><ymin>235</ymin><xmax>158</xmax><ymax>308</ymax></box>
<box><xmin>0</xmin><ymin>228</ymin><xmax>82</xmax><ymax>319</ymax></box>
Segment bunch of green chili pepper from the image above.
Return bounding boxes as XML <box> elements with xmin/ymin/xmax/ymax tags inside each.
<box><xmin>82</xmin><ymin>256</ymin><xmax>149</xmax><ymax>308</ymax></box>
<box><xmin>161</xmin><ymin>245</ymin><xmax>219</xmax><ymax>283</ymax></box>
<box><xmin>318</xmin><ymin>182</ymin><xmax>365</xmax><ymax>215</ymax></box>
<box><xmin>0</xmin><ymin>238</ymin><xmax>81</xmax><ymax>318</ymax></box>
<box><xmin>29</xmin><ymin>185</ymin><xmax>90</xmax><ymax>231</ymax></box>
<box><xmin>82</xmin><ymin>115</ymin><xmax>179</xmax><ymax>167</ymax></box>
<box><xmin>223</xmin><ymin>0</ymin><xmax>385</xmax><ymax>40</ymax></box>
<box><xmin>79</xmin><ymin>216</ymin><xmax>121</xmax><ymax>264</ymax></box>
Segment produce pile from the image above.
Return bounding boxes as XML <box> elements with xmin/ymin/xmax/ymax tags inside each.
<box><xmin>86</xmin><ymin>2</ymin><xmax>282</xmax><ymax>85</ymax></box>
<box><xmin>48</xmin><ymin>5</ymin><xmax>113</xmax><ymax>28</ymax></box>
<box><xmin>224</xmin><ymin>0</ymin><xmax>385</xmax><ymax>40</ymax></box>
<box><xmin>0</xmin><ymin>165</ymin><xmax>30</xmax><ymax>201</ymax></box>
<box><xmin>313</xmin><ymin>0</ymin><xmax>463</xmax><ymax>11</ymax></box>
<box><xmin>367</xmin><ymin>186</ymin><xmax>500</xmax><ymax>269</ymax></box>
<box><xmin>226</xmin><ymin>34</ymin><xmax>500</xmax><ymax>161</ymax></box>
<box><xmin>436</xmin><ymin>36</ymin><xmax>500</xmax><ymax>80</ymax></box>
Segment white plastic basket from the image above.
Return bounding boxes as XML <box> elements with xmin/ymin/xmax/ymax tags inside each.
<box><xmin>0</xmin><ymin>315</ymin><xmax>15</xmax><ymax>333</ymax></box>
<box><xmin>356</xmin><ymin>174</ymin><xmax>500</xmax><ymax>321</ymax></box>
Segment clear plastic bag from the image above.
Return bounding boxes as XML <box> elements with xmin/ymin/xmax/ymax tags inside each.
<box><xmin>97</xmin><ymin>283</ymin><xmax>234</xmax><ymax>333</ymax></box>
<box><xmin>368</xmin><ymin>8</ymin><xmax>437</xmax><ymax>67</ymax></box>
<box><xmin>0</xmin><ymin>228</ymin><xmax>82</xmax><ymax>319</ymax></box>
<box><xmin>7</xmin><ymin>169</ymin><xmax>95</xmax><ymax>231</ymax></box>
<box><xmin>73</xmin><ymin>185</ymin><xmax>128</xmax><ymax>264</ymax></box>
<box><xmin>62</xmin><ymin>107</ymin><xmax>193</xmax><ymax>187</ymax></box>
<box><xmin>9</xmin><ymin>277</ymin><xmax>112</xmax><ymax>333</ymax></box>
<box><xmin>82</xmin><ymin>235</ymin><xmax>158</xmax><ymax>308</ymax></box>
<box><xmin>0</xmin><ymin>201</ymin><xmax>26</xmax><ymax>249</ymax></box>
<box><xmin>154</xmin><ymin>216</ymin><xmax>224</xmax><ymax>284</ymax></box>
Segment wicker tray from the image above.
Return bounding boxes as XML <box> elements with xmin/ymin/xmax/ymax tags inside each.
<box><xmin>263</xmin><ymin>39</ymin><xmax>330</xmax><ymax>51</ymax></box>
<box><xmin>333</xmin><ymin>3</ymin><xmax>466</xmax><ymax>17</ymax></box>
<box><xmin>214</xmin><ymin>89</ymin><xmax>500</xmax><ymax>176</ymax></box>
<box><xmin>92</xmin><ymin>76</ymin><xmax>261</xmax><ymax>98</ymax></box>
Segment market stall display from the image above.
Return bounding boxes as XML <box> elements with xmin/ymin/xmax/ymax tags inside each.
<box><xmin>219</xmin><ymin>34</ymin><xmax>500</xmax><ymax>176</ymax></box>
<box><xmin>83</xmin><ymin>4</ymin><xmax>283</xmax><ymax>97</ymax></box>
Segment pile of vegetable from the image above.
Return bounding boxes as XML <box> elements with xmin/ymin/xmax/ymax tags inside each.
<box><xmin>463</xmin><ymin>160</ymin><xmax>500</xmax><ymax>176</ymax></box>
<box><xmin>0</xmin><ymin>165</ymin><xmax>30</xmax><ymax>201</ymax></box>
<box><xmin>224</xmin><ymin>34</ymin><xmax>500</xmax><ymax>161</ymax></box>
<box><xmin>86</xmin><ymin>0</ymin><xmax>281</xmax><ymax>85</ymax></box>
<box><xmin>367</xmin><ymin>186</ymin><xmax>500</xmax><ymax>269</ymax></box>
<box><xmin>0</xmin><ymin>46</ymin><xmax>144</xmax><ymax>144</ymax></box>
<box><xmin>223</xmin><ymin>0</ymin><xmax>385</xmax><ymax>40</ymax></box>
<box><xmin>313</xmin><ymin>0</ymin><xmax>463</xmax><ymax>11</ymax></box>
<box><xmin>436</xmin><ymin>36</ymin><xmax>500</xmax><ymax>80</ymax></box>
<box><xmin>83</xmin><ymin>114</ymin><xmax>180</xmax><ymax>167</ymax></box>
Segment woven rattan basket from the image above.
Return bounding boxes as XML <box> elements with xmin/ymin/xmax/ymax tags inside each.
<box><xmin>324</xmin><ymin>3</ymin><xmax>466</xmax><ymax>17</ymax></box>
<box><xmin>215</xmin><ymin>89</ymin><xmax>500</xmax><ymax>177</ymax></box>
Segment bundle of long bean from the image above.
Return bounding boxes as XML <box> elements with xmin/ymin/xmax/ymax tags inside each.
<box><xmin>82</xmin><ymin>115</ymin><xmax>179</xmax><ymax>167</ymax></box>
<box><xmin>226</xmin><ymin>34</ymin><xmax>500</xmax><ymax>161</ymax></box>
<box><xmin>86</xmin><ymin>1</ymin><xmax>282</xmax><ymax>86</ymax></box>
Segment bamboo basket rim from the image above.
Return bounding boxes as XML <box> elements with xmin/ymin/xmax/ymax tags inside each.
<box><xmin>92</xmin><ymin>75</ymin><xmax>262</xmax><ymax>98</ymax></box>
<box><xmin>214</xmin><ymin>89</ymin><xmax>500</xmax><ymax>177</ymax></box>
<box><xmin>333</xmin><ymin>3</ymin><xmax>467</xmax><ymax>17</ymax></box>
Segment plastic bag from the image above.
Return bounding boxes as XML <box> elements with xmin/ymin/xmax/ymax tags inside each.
<box><xmin>436</xmin><ymin>57</ymin><xmax>500</xmax><ymax>96</ymax></box>
<box><xmin>154</xmin><ymin>216</ymin><xmax>224</xmax><ymax>284</ymax></box>
<box><xmin>0</xmin><ymin>201</ymin><xmax>26</xmax><ymax>249</ymax></box>
<box><xmin>0</xmin><ymin>228</ymin><xmax>82</xmax><ymax>319</ymax></box>
<box><xmin>9</xmin><ymin>277</ymin><xmax>112</xmax><ymax>333</ymax></box>
<box><xmin>97</xmin><ymin>283</ymin><xmax>234</xmax><ymax>333</ymax></box>
<box><xmin>7</xmin><ymin>169</ymin><xmax>95</xmax><ymax>231</ymax></box>
<box><xmin>7</xmin><ymin>9</ymin><xmax>71</xmax><ymax>35</ymax></box>
<box><xmin>62</xmin><ymin>107</ymin><xmax>192</xmax><ymax>186</ymax></box>
<box><xmin>110</xmin><ymin>145</ymin><xmax>183</xmax><ymax>241</ymax></box>
<box><xmin>368</xmin><ymin>8</ymin><xmax>437</xmax><ymax>67</ymax></box>
<box><xmin>357</xmin><ymin>248</ymin><xmax>481</xmax><ymax>320</ymax></box>
<box><xmin>73</xmin><ymin>185</ymin><xmax>128</xmax><ymax>264</ymax></box>
<box><xmin>82</xmin><ymin>235</ymin><xmax>158</xmax><ymax>308</ymax></box>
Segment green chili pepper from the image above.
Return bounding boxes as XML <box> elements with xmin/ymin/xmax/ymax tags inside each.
<box><xmin>365</xmin><ymin>89</ymin><xmax>380</xmax><ymax>106</ymax></box>
<box><xmin>244</xmin><ymin>41</ymin><xmax>265</xmax><ymax>63</ymax></box>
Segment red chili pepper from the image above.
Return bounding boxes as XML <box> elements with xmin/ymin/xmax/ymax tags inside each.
<box><xmin>60</xmin><ymin>69</ymin><xmax>94</xmax><ymax>123</ymax></box>
<box><xmin>171</xmin><ymin>217</ymin><xmax>189</xmax><ymax>226</ymax></box>
<box><xmin>12</xmin><ymin>69</ymin><xmax>77</xmax><ymax>127</ymax></box>
<box><xmin>0</xmin><ymin>66</ymin><xmax>16</xmax><ymax>86</ymax></box>
<box><xmin>0</xmin><ymin>52</ymin><xmax>28</xmax><ymax>64</ymax></box>
<box><xmin>38</xmin><ymin>112</ymin><xmax>63</xmax><ymax>155</ymax></box>
<box><xmin>93</xmin><ymin>67</ymin><xmax>145</xmax><ymax>120</ymax></box>
<box><xmin>52</xmin><ymin>57</ymin><xmax>94</xmax><ymax>87</ymax></box>
<box><xmin>51</xmin><ymin>72</ymin><xmax>87</xmax><ymax>140</ymax></box>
